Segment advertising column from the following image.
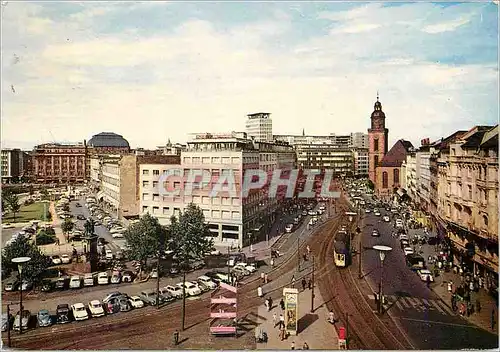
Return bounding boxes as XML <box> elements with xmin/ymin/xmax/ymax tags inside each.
<box><xmin>283</xmin><ymin>288</ymin><xmax>299</xmax><ymax>336</ymax></box>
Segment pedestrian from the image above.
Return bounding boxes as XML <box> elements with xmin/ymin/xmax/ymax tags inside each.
<box><xmin>291</xmin><ymin>275</ymin><xmax>295</xmax><ymax>288</ymax></box>
<box><xmin>426</xmin><ymin>275</ymin><xmax>431</xmax><ymax>287</ymax></box>
<box><xmin>302</xmin><ymin>278</ymin><xmax>307</xmax><ymax>291</ymax></box>
<box><xmin>279</xmin><ymin>314</ymin><xmax>285</xmax><ymax>328</ymax></box>
<box><xmin>476</xmin><ymin>299</ymin><xmax>481</xmax><ymax>313</ymax></box>
<box><xmin>307</xmin><ymin>245</ymin><xmax>311</xmax><ymax>255</ymax></box>
<box><xmin>258</xmin><ymin>286</ymin><xmax>263</xmax><ymax>297</ymax></box>
<box><xmin>469</xmin><ymin>281</ymin><xmax>474</xmax><ymax>292</ymax></box>
<box><xmin>308</xmin><ymin>278</ymin><xmax>312</xmax><ymax>290</ymax></box>
<box><xmin>265</xmin><ymin>299</ymin><xmax>269</xmax><ymax>311</ymax></box>
<box><xmin>270</xmin><ymin>258</ymin><xmax>274</xmax><ymax>267</ymax></box>
<box><xmin>303</xmin><ymin>342</ymin><xmax>310</xmax><ymax>350</ymax></box>
<box><xmin>447</xmin><ymin>281</ymin><xmax>453</xmax><ymax>293</ymax></box>
<box><xmin>280</xmin><ymin>298</ymin><xmax>285</xmax><ymax>310</ymax></box>
<box><xmin>273</xmin><ymin>313</ymin><xmax>277</xmax><ymax>327</ymax></box>
<box><xmin>173</xmin><ymin>330</ymin><xmax>179</xmax><ymax>346</ymax></box>
<box><xmin>264</xmin><ymin>273</ymin><xmax>269</xmax><ymax>284</ymax></box>
<box><xmin>291</xmin><ymin>341</ymin><xmax>295</xmax><ymax>350</ymax></box>
<box><xmin>261</xmin><ymin>272</ymin><xmax>265</xmax><ymax>283</ymax></box>
<box><xmin>269</xmin><ymin>297</ymin><xmax>273</xmax><ymax>310</ymax></box>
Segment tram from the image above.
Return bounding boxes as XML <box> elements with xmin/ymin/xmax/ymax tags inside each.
<box><xmin>333</xmin><ymin>230</ymin><xmax>350</xmax><ymax>267</ymax></box>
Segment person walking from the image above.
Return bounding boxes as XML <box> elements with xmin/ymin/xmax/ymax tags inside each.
<box><xmin>308</xmin><ymin>278</ymin><xmax>312</xmax><ymax>290</ymax></box>
<box><xmin>273</xmin><ymin>313</ymin><xmax>277</xmax><ymax>327</ymax></box>
<box><xmin>280</xmin><ymin>298</ymin><xmax>285</xmax><ymax>310</ymax></box>
<box><xmin>291</xmin><ymin>275</ymin><xmax>295</xmax><ymax>288</ymax></box>
<box><xmin>426</xmin><ymin>275</ymin><xmax>431</xmax><ymax>287</ymax></box>
<box><xmin>307</xmin><ymin>245</ymin><xmax>311</xmax><ymax>255</ymax></box>
<box><xmin>290</xmin><ymin>341</ymin><xmax>295</xmax><ymax>350</ymax></box>
<box><xmin>303</xmin><ymin>342</ymin><xmax>310</xmax><ymax>350</ymax></box>
<box><xmin>269</xmin><ymin>297</ymin><xmax>273</xmax><ymax>311</ymax></box>
<box><xmin>475</xmin><ymin>299</ymin><xmax>481</xmax><ymax>314</ymax></box>
<box><xmin>447</xmin><ymin>281</ymin><xmax>453</xmax><ymax>293</ymax></box>
<box><xmin>279</xmin><ymin>314</ymin><xmax>285</xmax><ymax>329</ymax></box>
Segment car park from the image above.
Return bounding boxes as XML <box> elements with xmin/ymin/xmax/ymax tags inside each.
<box><xmin>37</xmin><ymin>309</ymin><xmax>52</xmax><ymax>327</ymax></box>
<box><xmin>198</xmin><ymin>275</ymin><xmax>217</xmax><ymax>289</ymax></box>
<box><xmin>165</xmin><ymin>285</ymin><xmax>183</xmax><ymax>299</ymax></box>
<box><xmin>71</xmin><ymin>303</ymin><xmax>89</xmax><ymax>321</ymax></box>
<box><xmin>69</xmin><ymin>276</ymin><xmax>81</xmax><ymax>289</ymax></box>
<box><xmin>56</xmin><ymin>304</ymin><xmax>71</xmax><ymax>324</ymax></box>
<box><xmin>139</xmin><ymin>290</ymin><xmax>162</xmax><ymax>305</ymax></box>
<box><xmin>88</xmin><ymin>300</ymin><xmax>105</xmax><ymax>317</ymax></box>
<box><xmin>98</xmin><ymin>272</ymin><xmax>110</xmax><ymax>285</ymax></box>
<box><xmin>13</xmin><ymin>310</ymin><xmax>31</xmax><ymax>331</ymax></box>
<box><xmin>177</xmin><ymin>282</ymin><xmax>202</xmax><ymax>296</ymax></box>
<box><xmin>61</xmin><ymin>254</ymin><xmax>71</xmax><ymax>264</ymax></box>
<box><xmin>129</xmin><ymin>296</ymin><xmax>145</xmax><ymax>308</ymax></box>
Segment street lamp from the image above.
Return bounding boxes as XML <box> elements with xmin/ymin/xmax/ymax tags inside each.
<box><xmin>372</xmin><ymin>245</ymin><xmax>392</xmax><ymax>314</ymax></box>
<box><xmin>12</xmin><ymin>256</ymin><xmax>31</xmax><ymax>335</ymax></box>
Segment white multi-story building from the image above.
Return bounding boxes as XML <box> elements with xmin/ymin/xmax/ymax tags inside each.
<box><xmin>416</xmin><ymin>142</ymin><xmax>436</xmax><ymax>212</ymax></box>
<box><xmin>402</xmin><ymin>150</ymin><xmax>417</xmax><ymax>199</ymax></box>
<box><xmin>353</xmin><ymin>148</ymin><xmax>369</xmax><ymax>177</ymax></box>
<box><xmin>140</xmin><ymin>131</ymin><xmax>296</xmax><ymax>248</ymax></box>
<box><xmin>246</xmin><ymin>112</ymin><xmax>273</xmax><ymax>142</ymax></box>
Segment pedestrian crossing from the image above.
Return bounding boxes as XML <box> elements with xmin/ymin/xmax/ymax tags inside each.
<box><xmin>368</xmin><ymin>294</ymin><xmax>455</xmax><ymax>316</ymax></box>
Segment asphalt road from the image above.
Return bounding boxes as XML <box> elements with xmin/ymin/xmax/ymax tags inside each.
<box><xmin>359</xmin><ymin>201</ymin><xmax>498</xmax><ymax>350</ymax></box>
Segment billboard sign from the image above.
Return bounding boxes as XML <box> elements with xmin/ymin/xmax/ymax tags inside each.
<box><xmin>283</xmin><ymin>288</ymin><xmax>299</xmax><ymax>336</ymax></box>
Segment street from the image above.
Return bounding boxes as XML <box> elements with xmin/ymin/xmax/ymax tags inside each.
<box><xmin>360</xmin><ymin>206</ymin><xmax>498</xmax><ymax>349</ymax></box>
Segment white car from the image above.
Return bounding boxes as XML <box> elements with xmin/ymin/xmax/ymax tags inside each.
<box><xmin>418</xmin><ymin>269</ymin><xmax>434</xmax><ymax>282</ymax></box>
<box><xmin>88</xmin><ymin>300</ymin><xmax>105</xmax><ymax>317</ymax></box>
<box><xmin>2</xmin><ymin>223</ymin><xmax>14</xmax><ymax>229</ymax></box>
<box><xmin>129</xmin><ymin>296</ymin><xmax>145</xmax><ymax>309</ymax></box>
<box><xmin>371</xmin><ymin>230</ymin><xmax>380</xmax><ymax>237</ymax></box>
<box><xmin>235</xmin><ymin>263</ymin><xmax>257</xmax><ymax>273</ymax></box>
<box><xmin>399</xmin><ymin>234</ymin><xmax>409</xmax><ymax>241</ymax></box>
<box><xmin>308</xmin><ymin>210</ymin><xmax>316</xmax><ymax>216</ymax></box>
<box><xmin>285</xmin><ymin>224</ymin><xmax>294</xmax><ymax>233</ymax></box>
<box><xmin>110</xmin><ymin>227</ymin><xmax>125</xmax><ymax>234</ymax></box>
<box><xmin>110</xmin><ymin>272</ymin><xmax>122</xmax><ymax>284</ymax></box>
<box><xmin>111</xmin><ymin>233</ymin><xmax>124</xmax><ymax>239</ymax></box>
<box><xmin>61</xmin><ymin>254</ymin><xmax>71</xmax><ymax>264</ymax></box>
<box><xmin>198</xmin><ymin>276</ymin><xmax>217</xmax><ymax>289</ymax></box>
<box><xmin>383</xmin><ymin>215</ymin><xmax>390</xmax><ymax>222</ymax></box>
<box><xmin>97</xmin><ymin>272</ymin><xmax>109</xmax><ymax>285</ymax></box>
<box><xmin>365</xmin><ymin>209</ymin><xmax>371</xmax><ymax>213</ymax></box>
<box><xmin>105</xmin><ymin>249</ymin><xmax>113</xmax><ymax>260</ymax></box>
<box><xmin>165</xmin><ymin>285</ymin><xmax>183</xmax><ymax>298</ymax></box>
<box><xmin>210</xmin><ymin>249</ymin><xmax>221</xmax><ymax>256</ymax></box>
<box><xmin>69</xmin><ymin>276</ymin><xmax>81</xmax><ymax>289</ymax></box>
<box><xmin>71</xmin><ymin>303</ymin><xmax>89</xmax><ymax>321</ymax></box>
<box><xmin>52</xmin><ymin>255</ymin><xmax>62</xmax><ymax>265</ymax></box>
<box><xmin>176</xmin><ymin>282</ymin><xmax>201</xmax><ymax>296</ymax></box>
<box><xmin>403</xmin><ymin>247</ymin><xmax>414</xmax><ymax>256</ymax></box>
<box><xmin>83</xmin><ymin>273</ymin><xmax>95</xmax><ymax>286</ymax></box>
<box><xmin>374</xmin><ymin>211</ymin><xmax>381</xmax><ymax>216</ymax></box>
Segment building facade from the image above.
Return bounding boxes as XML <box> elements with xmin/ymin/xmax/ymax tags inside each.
<box><xmin>246</xmin><ymin>112</ymin><xmax>273</xmax><ymax>142</ymax></box>
<box><xmin>375</xmin><ymin>139</ymin><xmax>413</xmax><ymax>199</ymax></box>
<box><xmin>139</xmin><ymin>131</ymin><xmax>296</xmax><ymax>248</ymax></box>
<box><xmin>436</xmin><ymin>125</ymin><xmax>498</xmax><ymax>292</ymax></box>
<box><xmin>402</xmin><ymin>151</ymin><xmax>417</xmax><ymax>200</ymax></box>
<box><xmin>368</xmin><ymin>96</ymin><xmax>389</xmax><ymax>184</ymax></box>
<box><xmin>32</xmin><ymin>143</ymin><xmax>87</xmax><ymax>184</ymax></box>
<box><xmin>295</xmin><ymin>143</ymin><xmax>354</xmax><ymax>176</ymax></box>
<box><xmin>1</xmin><ymin>149</ymin><xmax>21</xmax><ymax>183</ymax></box>
<box><xmin>415</xmin><ymin>140</ymin><xmax>434</xmax><ymax>213</ymax></box>
<box><xmin>86</xmin><ymin>132</ymin><xmax>131</xmax><ymax>180</ymax></box>
<box><xmin>353</xmin><ymin>148</ymin><xmax>369</xmax><ymax>177</ymax></box>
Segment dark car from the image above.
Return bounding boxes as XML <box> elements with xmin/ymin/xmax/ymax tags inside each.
<box><xmin>204</xmin><ymin>271</ymin><xmax>221</xmax><ymax>283</ymax></box>
<box><xmin>76</xmin><ymin>215</ymin><xmax>85</xmax><ymax>220</ymax></box>
<box><xmin>75</xmin><ymin>203</ymin><xmax>82</xmax><ymax>207</ymax></box>
<box><xmin>55</xmin><ymin>277</ymin><xmax>69</xmax><ymax>290</ymax></box>
<box><xmin>116</xmin><ymin>296</ymin><xmax>133</xmax><ymax>312</ymax></box>
<box><xmin>56</xmin><ymin>304</ymin><xmax>71</xmax><ymax>324</ymax></box>
<box><xmin>37</xmin><ymin>309</ymin><xmax>52</xmax><ymax>327</ymax></box>
<box><xmin>40</xmin><ymin>279</ymin><xmax>53</xmax><ymax>292</ymax></box>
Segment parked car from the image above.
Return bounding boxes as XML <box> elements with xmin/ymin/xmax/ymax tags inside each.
<box><xmin>198</xmin><ymin>275</ymin><xmax>217</xmax><ymax>289</ymax></box>
<box><xmin>52</xmin><ymin>255</ymin><xmax>62</xmax><ymax>265</ymax></box>
<box><xmin>285</xmin><ymin>224</ymin><xmax>294</xmax><ymax>233</ymax></box>
<box><xmin>122</xmin><ymin>271</ymin><xmax>134</xmax><ymax>283</ymax></box>
<box><xmin>371</xmin><ymin>229</ymin><xmax>380</xmax><ymax>237</ymax></box>
<box><xmin>139</xmin><ymin>290</ymin><xmax>163</xmax><ymax>305</ymax></box>
<box><xmin>105</xmin><ymin>249</ymin><xmax>114</xmax><ymax>261</ymax></box>
<box><xmin>103</xmin><ymin>291</ymin><xmax>123</xmax><ymax>304</ymax></box>
<box><xmin>165</xmin><ymin>285</ymin><xmax>183</xmax><ymax>299</ymax></box>
<box><xmin>71</xmin><ymin>303</ymin><xmax>89</xmax><ymax>321</ymax></box>
<box><xmin>403</xmin><ymin>247</ymin><xmax>414</xmax><ymax>256</ymax></box>
<box><xmin>37</xmin><ymin>309</ymin><xmax>52</xmax><ymax>327</ymax></box>
<box><xmin>418</xmin><ymin>269</ymin><xmax>434</xmax><ymax>282</ymax></box>
<box><xmin>129</xmin><ymin>296</ymin><xmax>145</xmax><ymax>309</ymax></box>
<box><xmin>191</xmin><ymin>281</ymin><xmax>209</xmax><ymax>293</ymax></box>
<box><xmin>176</xmin><ymin>282</ymin><xmax>202</xmax><ymax>296</ymax></box>
<box><xmin>98</xmin><ymin>272</ymin><xmax>109</xmax><ymax>285</ymax></box>
<box><xmin>61</xmin><ymin>254</ymin><xmax>71</xmax><ymax>264</ymax></box>
<box><xmin>88</xmin><ymin>300</ymin><xmax>105</xmax><ymax>317</ymax></box>
<box><xmin>55</xmin><ymin>277</ymin><xmax>69</xmax><ymax>290</ymax></box>
<box><xmin>13</xmin><ymin>310</ymin><xmax>31</xmax><ymax>331</ymax></box>
<box><xmin>76</xmin><ymin>215</ymin><xmax>85</xmax><ymax>220</ymax></box>
<box><xmin>110</xmin><ymin>271</ymin><xmax>122</xmax><ymax>284</ymax></box>
<box><xmin>40</xmin><ymin>279</ymin><xmax>53</xmax><ymax>292</ymax></box>
<box><xmin>2</xmin><ymin>223</ymin><xmax>14</xmax><ymax>229</ymax></box>
<box><xmin>116</xmin><ymin>297</ymin><xmax>133</xmax><ymax>312</ymax></box>
<box><xmin>69</xmin><ymin>276</ymin><xmax>82</xmax><ymax>289</ymax></box>
<box><xmin>83</xmin><ymin>273</ymin><xmax>95</xmax><ymax>287</ymax></box>
<box><xmin>234</xmin><ymin>262</ymin><xmax>256</xmax><ymax>273</ymax></box>
<box><xmin>231</xmin><ymin>266</ymin><xmax>249</xmax><ymax>277</ymax></box>
<box><xmin>4</xmin><ymin>278</ymin><xmax>19</xmax><ymax>292</ymax></box>
<box><xmin>2</xmin><ymin>313</ymin><xmax>12</xmax><ymax>332</ymax></box>
<box><xmin>383</xmin><ymin>215</ymin><xmax>390</xmax><ymax>222</ymax></box>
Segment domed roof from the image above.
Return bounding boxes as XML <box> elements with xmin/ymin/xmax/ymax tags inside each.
<box><xmin>88</xmin><ymin>132</ymin><xmax>130</xmax><ymax>148</ymax></box>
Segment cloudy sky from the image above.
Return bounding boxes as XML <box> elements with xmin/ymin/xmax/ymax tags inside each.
<box><xmin>2</xmin><ymin>1</ymin><xmax>498</xmax><ymax>150</ymax></box>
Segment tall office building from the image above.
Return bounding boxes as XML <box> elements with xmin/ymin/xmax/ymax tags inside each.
<box><xmin>245</xmin><ymin>112</ymin><xmax>273</xmax><ymax>142</ymax></box>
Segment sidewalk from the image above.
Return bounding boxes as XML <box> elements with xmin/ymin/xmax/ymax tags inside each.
<box><xmin>407</xmin><ymin>226</ymin><xmax>498</xmax><ymax>334</ymax></box>
<box><xmin>255</xmin><ymin>285</ymin><xmax>339</xmax><ymax>350</ymax></box>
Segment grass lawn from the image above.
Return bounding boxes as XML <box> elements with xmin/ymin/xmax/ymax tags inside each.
<box><xmin>3</xmin><ymin>202</ymin><xmax>49</xmax><ymax>223</ymax></box>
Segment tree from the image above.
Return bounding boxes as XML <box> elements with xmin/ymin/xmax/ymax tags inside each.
<box><xmin>1</xmin><ymin>236</ymin><xmax>52</xmax><ymax>288</ymax></box>
<box><xmin>366</xmin><ymin>179</ymin><xmax>375</xmax><ymax>191</ymax></box>
<box><xmin>41</xmin><ymin>188</ymin><xmax>50</xmax><ymax>201</ymax></box>
<box><xmin>167</xmin><ymin>203</ymin><xmax>214</xmax><ymax>269</ymax></box>
<box><xmin>36</xmin><ymin>229</ymin><xmax>57</xmax><ymax>245</ymax></box>
<box><xmin>124</xmin><ymin>213</ymin><xmax>168</xmax><ymax>268</ymax></box>
<box><xmin>84</xmin><ymin>218</ymin><xmax>95</xmax><ymax>237</ymax></box>
<box><xmin>5</xmin><ymin>193</ymin><xmax>21</xmax><ymax>222</ymax></box>
<box><xmin>61</xmin><ymin>219</ymin><xmax>74</xmax><ymax>238</ymax></box>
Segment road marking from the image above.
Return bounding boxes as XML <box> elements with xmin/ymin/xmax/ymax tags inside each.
<box><xmin>422</xmin><ymin>298</ymin><xmax>430</xmax><ymax>306</ymax></box>
<box><xmin>399</xmin><ymin>317</ymin><xmax>481</xmax><ymax>329</ymax></box>
<box><xmin>406</xmin><ymin>297</ymin><xmax>420</xmax><ymax>307</ymax></box>
<box><xmin>399</xmin><ymin>297</ymin><xmax>412</xmax><ymax>308</ymax></box>
<box><xmin>436</xmin><ymin>300</ymin><xmax>454</xmax><ymax>316</ymax></box>
<box><xmin>368</xmin><ymin>294</ymin><xmax>375</xmax><ymax>300</ymax></box>
<box><xmin>394</xmin><ymin>299</ymin><xmax>404</xmax><ymax>311</ymax></box>
<box><xmin>429</xmin><ymin>299</ymin><xmax>446</xmax><ymax>314</ymax></box>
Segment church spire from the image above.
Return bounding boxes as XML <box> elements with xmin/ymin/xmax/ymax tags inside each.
<box><xmin>376</xmin><ymin>90</ymin><xmax>379</xmax><ymax>102</ymax></box>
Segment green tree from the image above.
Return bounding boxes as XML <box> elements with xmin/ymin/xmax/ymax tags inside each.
<box><xmin>36</xmin><ymin>229</ymin><xmax>57</xmax><ymax>245</ymax></box>
<box><xmin>1</xmin><ymin>236</ymin><xmax>52</xmax><ymax>288</ymax></box>
<box><xmin>124</xmin><ymin>213</ymin><xmax>168</xmax><ymax>268</ymax></box>
<box><xmin>41</xmin><ymin>188</ymin><xmax>50</xmax><ymax>201</ymax></box>
<box><xmin>5</xmin><ymin>193</ymin><xmax>21</xmax><ymax>222</ymax></box>
<box><xmin>167</xmin><ymin>203</ymin><xmax>214</xmax><ymax>269</ymax></box>
<box><xmin>61</xmin><ymin>219</ymin><xmax>74</xmax><ymax>239</ymax></box>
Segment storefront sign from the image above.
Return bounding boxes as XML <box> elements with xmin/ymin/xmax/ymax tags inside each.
<box><xmin>283</xmin><ymin>288</ymin><xmax>298</xmax><ymax>336</ymax></box>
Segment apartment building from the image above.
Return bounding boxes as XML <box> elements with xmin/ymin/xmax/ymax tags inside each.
<box><xmin>402</xmin><ymin>150</ymin><xmax>418</xmax><ymax>201</ymax></box>
<box><xmin>32</xmin><ymin>143</ymin><xmax>86</xmax><ymax>184</ymax></box>
<box><xmin>246</xmin><ymin>112</ymin><xmax>273</xmax><ymax>142</ymax></box>
<box><xmin>139</xmin><ymin>131</ymin><xmax>296</xmax><ymax>248</ymax></box>
<box><xmin>436</xmin><ymin>125</ymin><xmax>498</xmax><ymax>291</ymax></box>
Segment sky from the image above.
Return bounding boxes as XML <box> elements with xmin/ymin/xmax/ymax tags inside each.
<box><xmin>2</xmin><ymin>1</ymin><xmax>499</xmax><ymax>150</ymax></box>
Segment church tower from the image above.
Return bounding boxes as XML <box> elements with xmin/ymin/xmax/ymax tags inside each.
<box><xmin>368</xmin><ymin>93</ymin><xmax>389</xmax><ymax>184</ymax></box>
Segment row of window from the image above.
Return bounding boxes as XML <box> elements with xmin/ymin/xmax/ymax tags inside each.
<box><xmin>142</xmin><ymin>206</ymin><xmax>241</xmax><ymax>220</ymax></box>
<box><xmin>142</xmin><ymin>193</ymin><xmax>242</xmax><ymax>206</ymax></box>
<box><xmin>381</xmin><ymin>169</ymin><xmax>400</xmax><ymax>188</ymax></box>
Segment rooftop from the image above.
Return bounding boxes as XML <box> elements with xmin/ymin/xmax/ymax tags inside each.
<box><xmin>88</xmin><ymin>132</ymin><xmax>130</xmax><ymax>148</ymax></box>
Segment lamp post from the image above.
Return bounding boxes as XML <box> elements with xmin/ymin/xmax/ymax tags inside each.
<box><xmin>372</xmin><ymin>245</ymin><xmax>392</xmax><ymax>314</ymax></box>
<box><xmin>12</xmin><ymin>256</ymin><xmax>31</xmax><ymax>335</ymax></box>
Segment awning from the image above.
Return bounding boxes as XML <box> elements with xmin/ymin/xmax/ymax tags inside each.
<box><xmin>96</xmin><ymin>191</ymin><xmax>105</xmax><ymax>200</ymax></box>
